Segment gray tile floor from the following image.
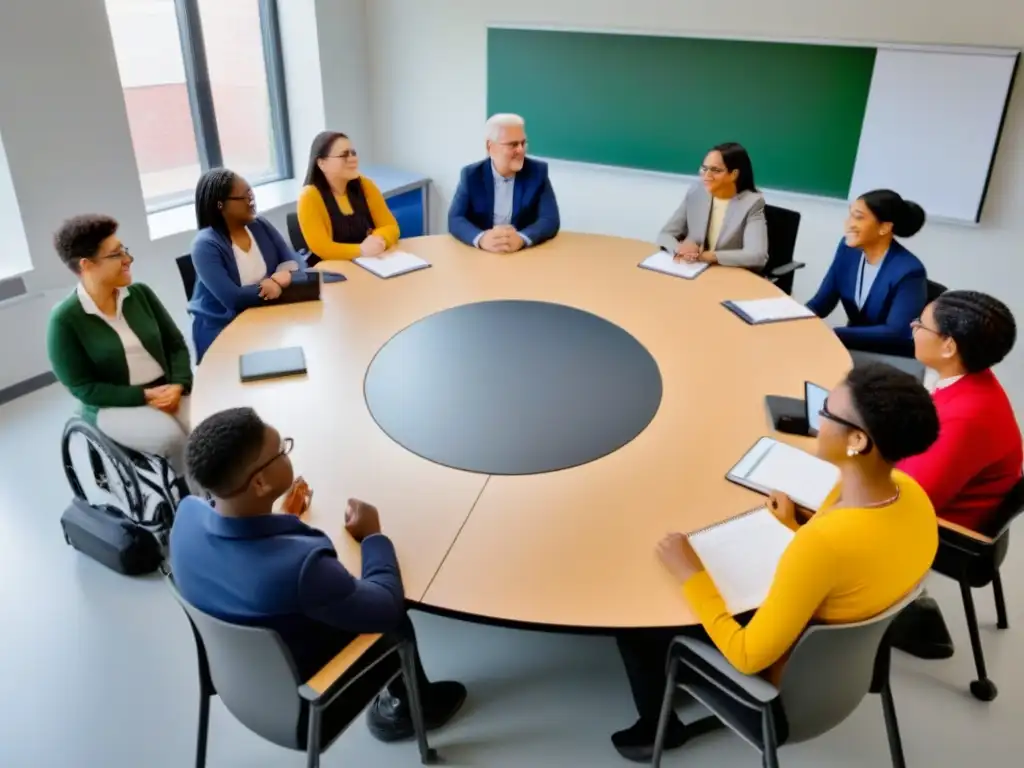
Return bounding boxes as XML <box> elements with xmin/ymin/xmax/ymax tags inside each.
<box><xmin>1</xmin><ymin>384</ymin><xmax>1020</xmax><ymax>767</ymax></box>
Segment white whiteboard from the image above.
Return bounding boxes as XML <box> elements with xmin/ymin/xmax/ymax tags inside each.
<box><xmin>849</xmin><ymin>49</ymin><xmax>1018</xmax><ymax>223</ymax></box>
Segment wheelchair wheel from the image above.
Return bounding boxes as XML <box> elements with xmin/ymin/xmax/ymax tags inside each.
<box><xmin>62</xmin><ymin>418</ymin><xmax>146</xmax><ymax>523</ymax></box>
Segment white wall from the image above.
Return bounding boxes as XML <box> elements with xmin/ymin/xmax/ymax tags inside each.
<box><xmin>0</xmin><ymin>0</ymin><xmax>338</xmax><ymax>390</ymax></box>
<box><xmin>365</xmin><ymin>0</ymin><xmax>1024</xmax><ymax>403</ymax></box>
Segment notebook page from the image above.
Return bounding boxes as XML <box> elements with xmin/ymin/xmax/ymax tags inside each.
<box><xmin>355</xmin><ymin>251</ymin><xmax>429</xmax><ymax>278</ymax></box>
<box><xmin>639</xmin><ymin>251</ymin><xmax>709</xmax><ymax>279</ymax></box>
<box><xmin>744</xmin><ymin>441</ymin><xmax>839</xmax><ymax>511</ymax></box>
<box><xmin>731</xmin><ymin>296</ymin><xmax>815</xmax><ymax>322</ymax></box>
<box><xmin>689</xmin><ymin>507</ymin><xmax>795</xmax><ymax>614</ymax></box>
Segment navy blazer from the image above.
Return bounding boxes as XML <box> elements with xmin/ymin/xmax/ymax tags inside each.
<box><xmin>169</xmin><ymin>497</ymin><xmax>406</xmax><ymax>680</ymax></box>
<box><xmin>188</xmin><ymin>216</ymin><xmax>304</xmax><ymax>360</ymax></box>
<box><xmin>807</xmin><ymin>238</ymin><xmax>927</xmax><ymax>356</ymax></box>
<box><xmin>448</xmin><ymin>157</ymin><xmax>560</xmax><ymax>247</ymax></box>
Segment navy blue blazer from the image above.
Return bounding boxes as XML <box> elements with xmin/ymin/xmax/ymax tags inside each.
<box><xmin>448</xmin><ymin>157</ymin><xmax>560</xmax><ymax>247</ymax></box>
<box><xmin>188</xmin><ymin>216</ymin><xmax>304</xmax><ymax>361</ymax></box>
<box><xmin>807</xmin><ymin>239</ymin><xmax>927</xmax><ymax>356</ymax></box>
<box><xmin>169</xmin><ymin>497</ymin><xmax>406</xmax><ymax>680</ymax></box>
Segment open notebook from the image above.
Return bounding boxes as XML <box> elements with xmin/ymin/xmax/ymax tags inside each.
<box><xmin>638</xmin><ymin>251</ymin><xmax>710</xmax><ymax>280</ymax></box>
<box><xmin>688</xmin><ymin>506</ymin><xmax>795</xmax><ymax>614</ymax></box>
<box><xmin>727</xmin><ymin>436</ymin><xmax>840</xmax><ymax>511</ymax></box>
<box><xmin>722</xmin><ymin>296</ymin><xmax>816</xmax><ymax>325</ymax></box>
<box><xmin>354</xmin><ymin>251</ymin><xmax>431</xmax><ymax>279</ymax></box>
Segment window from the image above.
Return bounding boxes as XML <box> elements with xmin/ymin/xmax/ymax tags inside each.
<box><xmin>0</xmin><ymin>130</ymin><xmax>31</xmax><ymax>281</ymax></box>
<box><xmin>105</xmin><ymin>0</ymin><xmax>290</xmax><ymax>212</ymax></box>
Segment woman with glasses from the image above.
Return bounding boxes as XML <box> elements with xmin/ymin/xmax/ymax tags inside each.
<box><xmin>188</xmin><ymin>168</ymin><xmax>303</xmax><ymax>362</ymax></box>
<box><xmin>655</xmin><ymin>142</ymin><xmax>768</xmax><ymax>269</ymax></box>
<box><xmin>47</xmin><ymin>214</ymin><xmax>193</xmax><ymax>472</ymax></box>
<box><xmin>807</xmin><ymin>189</ymin><xmax>928</xmax><ymax>356</ymax></box>
<box><xmin>611</xmin><ymin>363</ymin><xmax>939</xmax><ymax>763</ymax></box>
<box><xmin>297</xmin><ymin>131</ymin><xmax>400</xmax><ymax>261</ymax></box>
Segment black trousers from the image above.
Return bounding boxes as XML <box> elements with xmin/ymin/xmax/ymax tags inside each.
<box><xmin>299</xmin><ymin>613</ymin><xmax>431</xmax><ymax>749</ymax></box>
<box><xmin>615</xmin><ymin>614</ymin><xmax>788</xmax><ymax>742</ymax></box>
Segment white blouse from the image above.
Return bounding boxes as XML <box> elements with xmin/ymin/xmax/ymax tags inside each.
<box><xmin>76</xmin><ymin>284</ymin><xmax>165</xmax><ymax>386</ymax></box>
<box><xmin>233</xmin><ymin>227</ymin><xmax>269</xmax><ymax>286</ymax></box>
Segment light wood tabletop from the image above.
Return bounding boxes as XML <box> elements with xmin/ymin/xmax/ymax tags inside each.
<box><xmin>190</xmin><ymin>232</ymin><xmax>852</xmax><ymax>630</ymax></box>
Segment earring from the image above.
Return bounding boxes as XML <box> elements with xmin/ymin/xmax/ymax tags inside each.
<box><xmin>847</xmin><ymin>447</ymin><xmax>858</xmax><ymax>457</ymax></box>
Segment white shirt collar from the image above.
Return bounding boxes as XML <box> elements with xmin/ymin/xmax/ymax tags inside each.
<box><xmin>77</xmin><ymin>282</ymin><xmax>128</xmax><ymax>319</ymax></box>
<box><xmin>932</xmin><ymin>374</ymin><xmax>964</xmax><ymax>392</ymax></box>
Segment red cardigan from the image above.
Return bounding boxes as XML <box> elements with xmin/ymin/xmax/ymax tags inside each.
<box><xmin>897</xmin><ymin>370</ymin><xmax>1022</xmax><ymax>532</ymax></box>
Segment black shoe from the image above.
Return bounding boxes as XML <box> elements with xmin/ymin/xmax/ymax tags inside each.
<box><xmin>611</xmin><ymin>716</ymin><xmax>688</xmax><ymax>763</ymax></box>
<box><xmin>890</xmin><ymin>597</ymin><xmax>955</xmax><ymax>660</ymax></box>
<box><xmin>366</xmin><ymin>681</ymin><xmax>467</xmax><ymax>743</ymax></box>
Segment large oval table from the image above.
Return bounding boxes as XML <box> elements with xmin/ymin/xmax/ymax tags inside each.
<box><xmin>191</xmin><ymin>233</ymin><xmax>852</xmax><ymax>630</ymax></box>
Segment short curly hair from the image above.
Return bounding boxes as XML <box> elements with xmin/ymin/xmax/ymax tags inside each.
<box><xmin>845</xmin><ymin>362</ymin><xmax>939</xmax><ymax>464</ymax></box>
<box><xmin>931</xmin><ymin>290</ymin><xmax>1016</xmax><ymax>373</ymax></box>
<box><xmin>53</xmin><ymin>214</ymin><xmax>119</xmax><ymax>274</ymax></box>
<box><xmin>186</xmin><ymin>407</ymin><xmax>267</xmax><ymax>496</ymax></box>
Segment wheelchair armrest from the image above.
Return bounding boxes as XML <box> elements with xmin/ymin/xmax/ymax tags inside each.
<box><xmin>670</xmin><ymin>636</ymin><xmax>779</xmax><ymax>708</ymax></box>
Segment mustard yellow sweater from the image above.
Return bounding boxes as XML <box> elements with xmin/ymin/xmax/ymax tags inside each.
<box><xmin>683</xmin><ymin>471</ymin><xmax>937</xmax><ymax>678</ymax></box>
<box><xmin>296</xmin><ymin>177</ymin><xmax>400</xmax><ymax>261</ymax></box>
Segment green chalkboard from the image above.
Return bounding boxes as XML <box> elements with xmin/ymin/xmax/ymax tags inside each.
<box><xmin>487</xmin><ymin>29</ymin><xmax>877</xmax><ymax>198</ymax></box>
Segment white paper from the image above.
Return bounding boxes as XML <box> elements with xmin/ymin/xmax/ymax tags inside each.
<box><xmin>639</xmin><ymin>251</ymin><xmax>709</xmax><ymax>279</ymax></box>
<box><xmin>354</xmin><ymin>250</ymin><xmax>430</xmax><ymax>278</ymax></box>
<box><xmin>731</xmin><ymin>296</ymin><xmax>815</xmax><ymax>323</ymax></box>
<box><xmin>734</xmin><ymin>439</ymin><xmax>839</xmax><ymax>511</ymax></box>
<box><xmin>689</xmin><ymin>507</ymin><xmax>795</xmax><ymax>614</ymax></box>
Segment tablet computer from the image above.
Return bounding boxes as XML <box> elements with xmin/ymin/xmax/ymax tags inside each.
<box><xmin>239</xmin><ymin>346</ymin><xmax>307</xmax><ymax>383</ymax></box>
<box><xmin>804</xmin><ymin>381</ymin><xmax>829</xmax><ymax>437</ymax></box>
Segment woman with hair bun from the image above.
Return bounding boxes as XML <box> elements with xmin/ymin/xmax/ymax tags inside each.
<box><xmin>807</xmin><ymin>189</ymin><xmax>928</xmax><ymax>355</ymax></box>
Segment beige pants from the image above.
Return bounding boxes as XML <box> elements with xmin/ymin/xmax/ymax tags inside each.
<box><xmin>96</xmin><ymin>396</ymin><xmax>192</xmax><ymax>475</ymax></box>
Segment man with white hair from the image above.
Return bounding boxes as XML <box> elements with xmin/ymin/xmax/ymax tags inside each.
<box><xmin>448</xmin><ymin>113</ymin><xmax>560</xmax><ymax>252</ymax></box>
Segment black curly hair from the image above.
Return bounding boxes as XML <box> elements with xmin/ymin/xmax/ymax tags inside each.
<box><xmin>186</xmin><ymin>407</ymin><xmax>267</xmax><ymax>496</ymax></box>
<box><xmin>844</xmin><ymin>362</ymin><xmax>939</xmax><ymax>464</ymax></box>
<box><xmin>194</xmin><ymin>168</ymin><xmax>240</xmax><ymax>234</ymax></box>
<box><xmin>931</xmin><ymin>290</ymin><xmax>1016</xmax><ymax>373</ymax></box>
<box><xmin>53</xmin><ymin>214</ymin><xmax>119</xmax><ymax>273</ymax></box>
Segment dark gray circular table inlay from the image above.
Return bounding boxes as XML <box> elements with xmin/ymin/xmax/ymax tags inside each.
<box><xmin>364</xmin><ymin>300</ymin><xmax>663</xmax><ymax>475</ymax></box>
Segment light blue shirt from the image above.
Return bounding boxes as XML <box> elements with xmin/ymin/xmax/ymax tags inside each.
<box><xmin>855</xmin><ymin>249</ymin><xmax>888</xmax><ymax>309</ymax></box>
<box><xmin>472</xmin><ymin>162</ymin><xmax>533</xmax><ymax>248</ymax></box>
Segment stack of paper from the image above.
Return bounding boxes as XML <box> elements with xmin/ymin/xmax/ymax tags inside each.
<box><xmin>354</xmin><ymin>251</ymin><xmax>431</xmax><ymax>279</ymax></box>
<box><xmin>727</xmin><ymin>437</ymin><xmax>839</xmax><ymax>511</ymax></box>
<box><xmin>723</xmin><ymin>296</ymin><xmax>816</xmax><ymax>324</ymax></box>
<box><xmin>688</xmin><ymin>507</ymin><xmax>795</xmax><ymax>614</ymax></box>
<box><xmin>638</xmin><ymin>250</ymin><xmax>710</xmax><ymax>280</ymax></box>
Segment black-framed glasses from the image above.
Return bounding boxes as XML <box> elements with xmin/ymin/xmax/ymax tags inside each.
<box><xmin>819</xmin><ymin>398</ymin><xmax>874</xmax><ymax>453</ymax></box>
<box><xmin>222</xmin><ymin>437</ymin><xmax>294</xmax><ymax>498</ymax></box>
<box><xmin>225</xmin><ymin>191</ymin><xmax>255</xmax><ymax>202</ymax></box>
<box><xmin>98</xmin><ymin>246</ymin><xmax>132</xmax><ymax>261</ymax></box>
<box><xmin>327</xmin><ymin>149</ymin><xmax>358</xmax><ymax>159</ymax></box>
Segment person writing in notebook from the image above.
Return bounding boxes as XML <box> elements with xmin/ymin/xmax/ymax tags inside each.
<box><xmin>170</xmin><ymin>408</ymin><xmax>466</xmax><ymax>745</ymax></box>
<box><xmin>297</xmin><ymin>131</ymin><xmax>401</xmax><ymax>261</ymax></box>
<box><xmin>611</xmin><ymin>363</ymin><xmax>939</xmax><ymax>763</ymax></box>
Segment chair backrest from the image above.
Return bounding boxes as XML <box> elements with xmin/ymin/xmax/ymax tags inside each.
<box><xmin>286</xmin><ymin>212</ymin><xmax>308</xmax><ymax>253</ymax></box>
<box><xmin>167</xmin><ymin>579</ymin><xmax>304</xmax><ymax>750</ymax></box>
<box><xmin>778</xmin><ymin>587</ymin><xmax>922</xmax><ymax>744</ymax></box>
<box><xmin>763</xmin><ymin>204</ymin><xmax>801</xmax><ymax>292</ymax></box>
<box><xmin>926</xmin><ymin>280</ymin><xmax>947</xmax><ymax>304</ymax></box>
<box><xmin>986</xmin><ymin>476</ymin><xmax>1024</xmax><ymax>541</ymax></box>
<box><xmin>176</xmin><ymin>254</ymin><xmax>197</xmax><ymax>301</ymax></box>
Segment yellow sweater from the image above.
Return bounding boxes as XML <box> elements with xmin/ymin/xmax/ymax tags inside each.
<box><xmin>296</xmin><ymin>177</ymin><xmax>400</xmax><ymax>261</ymax></box>
<box><xmin>683</xmin><ymin>471</ymin><xmax>937</xmax><ymax>677</ymax></box>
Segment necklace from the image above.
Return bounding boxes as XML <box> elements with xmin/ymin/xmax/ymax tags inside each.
<box><xmin>837</xmin><ymin>486</ymin><xmax>901</xmax><ymax>509</ymax></box>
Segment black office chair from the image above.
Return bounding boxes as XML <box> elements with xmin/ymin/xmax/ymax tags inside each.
<box><xmin>762</xmin><ymin>204</ymin><xmax>805</xmax><ymax>296</ymax></box>
<box><xmin>176</xmin><ymin>254</ymin><xmax>196</xmax><ymax>301</ymax></box>
<box><xmin>926</xmin><ymin>279</ymin><xmax>948</xmax><ymax>304</ymax></box>
<box><xmin>287</xmin><ymin>212</ymin><xmax>308</xmax><ymax>252</ymax></box>
<box><xmin>930</xmin><ymin>478</ymin><xmax>1024</xmax><ymax>701</ymax></box>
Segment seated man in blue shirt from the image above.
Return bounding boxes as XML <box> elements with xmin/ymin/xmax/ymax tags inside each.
<box><xmin>448</xmin><ymin>113</ymin><xmax>561</xmax><ymax>252</ymax></box>
<box><xmin>169</xmin><ymin>407</ymin><xmax>466</xmax><ymax>743</ymax></box>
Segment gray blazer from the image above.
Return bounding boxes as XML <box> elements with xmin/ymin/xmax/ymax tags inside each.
<box><xmin>656</xmin><ymin>186</ymin><xmax>769</xmax><ymax>269</ymax></box>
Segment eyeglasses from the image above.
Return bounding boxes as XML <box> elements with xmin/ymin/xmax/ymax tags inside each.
<box><xmin>327</xmin><ymin>150</ymin><xmax>358</xmax><ymax>160</ymax></box>
<box><xmin>222</xmin><ymin>437</ymin><xmax>294</xmax><ymax>498</ymax></box>
<box><xmin>699</xmin><ymin>164</ymin><xmax>726</xmax><ymax>176</ymax></box>
<box><xmin>97</xmin><ymin>246</ymin><xmax>132</xmax><ymax>261</ymax></box>
<box><xmin>910</xmin><ymin>318</ymin><xmax>942</xmax><ymax>336</ymax></box>
<box><xmin>819</xmin><ymin>398</ymin><xmax>874</xmax><ymax>454</ymax></box>
<box><xmin>225</xmin><ymin>191</ymin><xmax>255</xmax><ymax>202</ymax></box>
<box><xmin>497</xmin><ymin>140</ymin><xmax>528</xmax><ymax>150</ymax></box>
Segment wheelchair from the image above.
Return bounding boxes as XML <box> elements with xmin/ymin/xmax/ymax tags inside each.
<box><xmin>61</xmin><ymin>417</ymin><xmax>189</xmax><ymax>545</ymax></box>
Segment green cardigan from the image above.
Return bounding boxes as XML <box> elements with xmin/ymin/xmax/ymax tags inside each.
<box><xmin>47</xmin><ymin>283</ymin><xmax>194</xmax><ymax>423</ymax></box>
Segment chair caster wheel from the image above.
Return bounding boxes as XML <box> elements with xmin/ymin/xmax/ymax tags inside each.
<box><xmin>970</xmin><ymin>679</ymin><xmax>998</xmax><ymax>701</ymax></box>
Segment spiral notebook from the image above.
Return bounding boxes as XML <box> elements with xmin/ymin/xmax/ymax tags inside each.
<box><xmin>354</xmin><ymin>251</ymin><xmax>431</xmax><ymax>279</ymax></box>
<box><xmin>722</xmin><ymin>296</ymin><xmax>816</xmax><ymax>325</ymax></box>
<box><xmin>726</xmin><ymin>437</ymin><xmax>839</xmax><ymax>512</ymax></box>
<box><xmin>638</xmin><ymin>251</ymin><xmax>710</xmax><ymax>280</ymax></box>
<box><xmin>688</xmin><ymin>506</ymin><xmax>795</xmax><ymax>614</ymax></box>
